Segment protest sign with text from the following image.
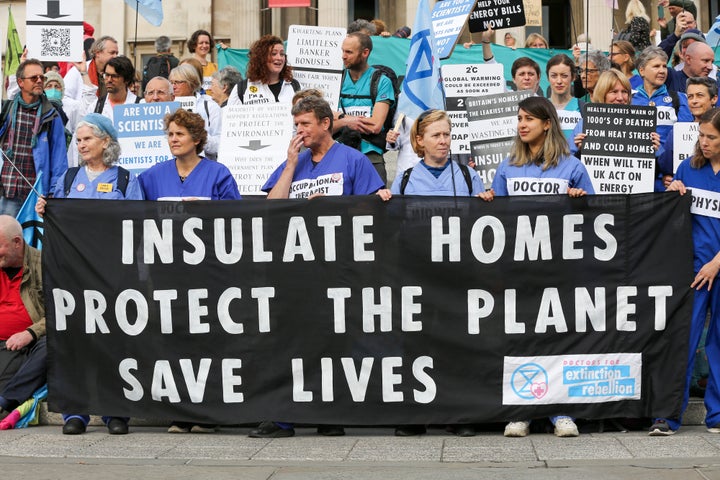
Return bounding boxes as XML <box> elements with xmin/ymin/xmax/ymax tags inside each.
<box><xmin>581</xmin><ymin>103</ymin><xmax>656</xmax><ymax>194</ymax></box>
<box><xmin>431</xmin><ymin>0</ymin><xmax>477</xmax><ymax>59</ymax></box>
<box><xmin>26</xmin><ymin>0</ymin><xmax>84</xmax><ymax>62</ymax></box>
<box><xmin>217</xmin><ymin>103</ymin><xmax>294</xmax><ymax>195</ymax></box>
<box><xmin>286</xmin><ymin>25</ymin><xmax>346</xmax><ymax>108</ymax></box>
<box><xmin>443</xmin><ymin>63</ymin><xmax>505</xmax><ymax>158</ymax></box>
<box><xmin>44</xmin><ymin>194</ymin><xmax>692</xmax><ymax>425</ymax></box>
<box><xmin>673</xmin><ymin>122</ymin><xmax>698</xmax><ymax>173</ymax></box>
<box><xmin>466</xmin><ymin>90</ymin><xmax>533</xmax><ymax>186</ymax></box>
<box><xmin>468</xmin><ymin>0</ymin><xmax>526</xmax><ymax>32</ymax></box>
<box><xmin>115</xmin><ymin>102</ymin><xmax>179</xmax><ymax>174</ymax></box>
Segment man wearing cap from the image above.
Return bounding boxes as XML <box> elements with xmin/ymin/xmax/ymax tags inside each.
<box><xmin>658</xmin><ymin>0</ymin><xmax>697</xmax><ymax>40</ymax></box>
<box><xmin>0</xmin><ymin>59</ymin><xmax>67</xmax><ymax>216</ymax></box>
<box><xmin>0</xmin><ymin>214</ymin><xmax>47</xmax><ymax>423</ymax></box>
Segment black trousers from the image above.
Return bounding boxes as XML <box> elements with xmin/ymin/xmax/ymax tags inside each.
<box><xmin>0</xmin><ymin>337</ymin><xmax>46</xmax><ymax>410</ymax></box>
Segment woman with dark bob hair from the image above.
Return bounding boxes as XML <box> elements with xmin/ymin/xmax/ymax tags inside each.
<box><xmin>187</xmin><ymin>29</ymin><xmax>217</xmax><ymax>80</ymax></box>
<box><xmin>228</xmin><ymin>34</ymin><xmax>300</xmax><ymax>105</ymax></box>
<box><xmin>138</xmin><ymin>109</ymin><xmax>240</xmax><ymax>202</ymax></box>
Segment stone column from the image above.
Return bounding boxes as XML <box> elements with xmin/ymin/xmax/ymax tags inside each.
<box><xmin>585</xmin><ymin>0</ymin><xmax>614</xmax><ymax>51</ymax></box>
<box><xmin>318</xmin><ymin>0</ymin><xmax>347</xmax><ymax>28</ymax></box>
<box><xmin>235</xmin><ymin>1</ymin><xmax>262</xmax><ymax>49</ymax></box>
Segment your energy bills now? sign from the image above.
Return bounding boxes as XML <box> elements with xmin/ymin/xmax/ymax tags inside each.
<box><xmin>581</xmin><ymin>104</ymin><xmax>656</xmax><ymax>194</ymax></box>
<box><xmin>468</xmin><ymin>0</ymin><xmax>526</xmax><ymax>32</ymax></box>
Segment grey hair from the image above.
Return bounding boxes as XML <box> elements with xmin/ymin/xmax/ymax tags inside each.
<box><xmin>578</xmin><ymin>50</ymin><xmax>611</xmax><ymax>73</ymax></box>
<box><xmin>75</xmin><ymin>121</ymin><xmax>121</xmax><ymax>167</ymax></box>
<box><xmin>169</xmin><ymin>64</ymin><xmax>201</xmax><ymax>93</ymax></box>
<box><xmin>90</xmin><ymin>36</ymin><xmax>118</xmax><ymax>56</ymax></box>
<box><xmin>348</xmin><ymin>19</ymin><xmax>377</xmax><ymax>35</ymax></box>
<box><xmin>636</xmin><ymin>46</ymin><xmax>668</xmax><ymax>69</ymax></box>
<box><xmin>154</xmin><ymin>35</ymin><xmax>172</xmax><ymax>52</ymax></box>
<box><xmin>148</xmin><ymin>76</ymin><xmax>173</xmax><ymax>93</ymax></box>
<box><xmin>212</xmin><ymin>66</ymin><xmax>242</xmax><ymax>94</ymax></box>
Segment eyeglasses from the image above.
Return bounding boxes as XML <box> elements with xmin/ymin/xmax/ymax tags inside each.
<box><xmin>170</xmin><ymin>80</ymin><xmax>187</xmax><ymax>85</ymax></box>
<box><xmin>102</xmin><ymin>72</ymin><xmax>122</xmax><ymax>80</ymax></box>
<box><xmin>145</xmin><ymin>90</ymin><xmax>170</xmax><ymax>97</ymax></box>
<box><xmin>22</xmin><ymin>74</ymin><xmax>46</xmax><ymax>83</ymax></box>
<box><xmin>577</xmin><ymin>68</ymin><xmax>599</xmax><ymax>75</ymax></box>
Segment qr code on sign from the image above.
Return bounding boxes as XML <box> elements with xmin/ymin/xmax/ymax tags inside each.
<box><xmin>40</xmin><ymin>27</ymin><xmax>71</xmax><ymax>57</ymax></box>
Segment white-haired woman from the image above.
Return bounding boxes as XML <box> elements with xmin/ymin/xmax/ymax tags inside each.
<box><xmin>35</xmin><ymin>113</ymin><xmax>142</xmax><ymax>435</ymax></box>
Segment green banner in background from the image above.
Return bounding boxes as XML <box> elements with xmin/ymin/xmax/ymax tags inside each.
<box><xmin>218</xmin><ymin>37</ymin><xmax>720</xmax><ymax>104</ymax></box>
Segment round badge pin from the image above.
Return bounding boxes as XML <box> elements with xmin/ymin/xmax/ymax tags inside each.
<box><xmin>76</xmin><ymin>183</ymin><xmax>86</xmax><ymax>192</ymax></box>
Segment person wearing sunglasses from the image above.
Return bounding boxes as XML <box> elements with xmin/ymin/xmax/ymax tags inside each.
<box><xmin>0</xmin><ymin>59</ymin><xmax>67</xmax><ymax>216</ymax></box>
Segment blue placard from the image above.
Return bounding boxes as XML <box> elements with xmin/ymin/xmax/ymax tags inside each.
<box><xmin>431</xmin><ymin>0</ymin><xmax>477</xmax><ymax>59</ymax></box>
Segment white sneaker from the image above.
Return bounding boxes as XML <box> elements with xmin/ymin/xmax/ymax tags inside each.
<box><xmin>554</xmin><ymin>417</ymin><xmax>579</xmax><ymax>437</ymax></box>
<box><xmin>504</xmin><ymin>421</ymin><xmax>530</xmax><ymax>437</ymax></box>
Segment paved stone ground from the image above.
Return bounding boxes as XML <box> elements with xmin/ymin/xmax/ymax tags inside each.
<box><xmin>3</xmin><ymin>425</ymin><xmax>720</xmax><ymax>479</ymax></box>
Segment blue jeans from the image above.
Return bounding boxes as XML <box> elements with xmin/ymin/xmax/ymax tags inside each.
<box><xmin>0</xmin><ymin>196</ymin><xmax>23</xmax><ymax>217</ymax></box>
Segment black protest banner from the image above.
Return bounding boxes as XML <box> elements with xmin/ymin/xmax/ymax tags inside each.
<box><xmin>467</xmin><ymin>90</ymin><xmax>533</xmax><ymax>186</ymax></box>
<box><xmin>581</xmin><ymin>103</ymin><xmax>657</xmax><ymax>194</ymax></box>
<box><xmin>468</xmin><ymin>0</ymin><xmax>526</xmax><ymax>32</ymax></box>
<box><xmin>44</xmin><ymin>194</ymin><xmax>692</xmax><ymax>425</ymax></box>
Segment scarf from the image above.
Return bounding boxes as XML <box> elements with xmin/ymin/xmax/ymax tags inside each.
<box><xmin>5</xmin><ymin>94</ymin><xmax>43</xmax><ymax>156</ymax></box>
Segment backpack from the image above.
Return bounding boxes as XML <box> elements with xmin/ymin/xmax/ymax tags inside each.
<box><xmin>400</xmin><ymin>163</ymin><xmax>473</xmax><ymax>195</ymax></box>
<box><xmin>142</xmin><ymin>54</ymin><xmax>179</xmax><ymax>90</ymax></box>
<box><xmin>63</xmin><ymin>166</ymin><xmax>131</xmax><ymax>197</ymax></box>
<box><xmin>339</xmin><ymin>65</ymin><xmax>401</xmax><ymax>152</ymax></box>
<box><xmin>94</xmin><ymin>94</ymin><xmax>142</xmax><ymax>114</ymax></box>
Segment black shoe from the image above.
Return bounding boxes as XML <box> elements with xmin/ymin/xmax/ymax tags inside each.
<box><xmin>249</xmin><ymin>421</ymin><xmax>295</xmax><ymax>438</ymax></box>
<box><xmin>394</xmin><ymin>425</ymin><xmax>426</xmax><ymax>436</ymax></box>
<box><xmin>62</xmin><ymin>418</ymin><xmax>87</xmax><ymax>435</ymax></box>
<box><xmin>317</xmin><ymin>425</ymin><xmax>345</xmax><ymax>436</ymax></box>
<box><xmin>107</xmin><ymin>417</ymin><xmax>128</xmax><ymax>435</ymax></box>
<box><xmin>452</xmin><ymin>425</ymin><xmax>476</xmax><ymax>437</ymax></box>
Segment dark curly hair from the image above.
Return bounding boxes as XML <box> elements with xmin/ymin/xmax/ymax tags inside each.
<box><xmin>164</xmin><ymin>109</ymin><xmax>208</xmax><ymax>155</ymax></box>
<box><xmin>246</xmin><ymin>35</ymin><xmax>293</xmax><ymax>83</ymax></box>
<box><xmin>188</xmin><ymin>29</ymin><xmax>213</xmax><ymax>54</ymax></box>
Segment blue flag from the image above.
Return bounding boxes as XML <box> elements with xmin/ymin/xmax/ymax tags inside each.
<box><xmin>16</xmin><ymin>172</ymin><xmax>44</xmax><ymax>249</ymax></box>
<box><xmin>397</xmin><ymin>0</ymin><xmax>445</xmax><ymax>120</ymax></box>
<box><xmin>707</xmin><ymin>15</ymin><xmax>720</xmax><ymax>50</ymax></box>
<box><xmin>124</xmin><ymin>0</ymin><xmax>163</xmax><ymax>27</ymax></box>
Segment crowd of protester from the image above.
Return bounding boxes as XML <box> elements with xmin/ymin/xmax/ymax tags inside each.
<box><xmin>0</xmin><ymin>2</ymin><xmax>718</xmax><ymax>440</ymax></box>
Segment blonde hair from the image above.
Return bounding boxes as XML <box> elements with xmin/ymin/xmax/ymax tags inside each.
<box><xmin>592</xmin><ymin>69</ymin><xmax>631</xmax><ymax>103</ymax></box>
<box><xmin>410</xmin><ymin>110</ymin><xmax>451</xmax><ymax>158</ymax></box>
<box><xmin>625</xmin><ymin>0</ymin><xmax>649</xmax><ymax>23</ymax></box>
<box><xmin>509</xmin><ymin>97</ymin><xmax>569</xmax><ymax>170</ymax></box>
<box><xmin>524</xmin><ymin>33</ymin><xmax>548</xmax><ymax>48</ymax></box>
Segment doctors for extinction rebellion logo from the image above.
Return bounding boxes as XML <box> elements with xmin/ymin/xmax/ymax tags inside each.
<box><xmin>511</xmin><ymin>363</ymin><xmax>549</xmax><ymax>400</ymax></box>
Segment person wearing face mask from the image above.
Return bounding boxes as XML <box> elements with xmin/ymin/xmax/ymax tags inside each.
<box><xmin>43</xmin><ymin>71</ymin><xmax>83</xmax><ymax>134</ymax></box>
